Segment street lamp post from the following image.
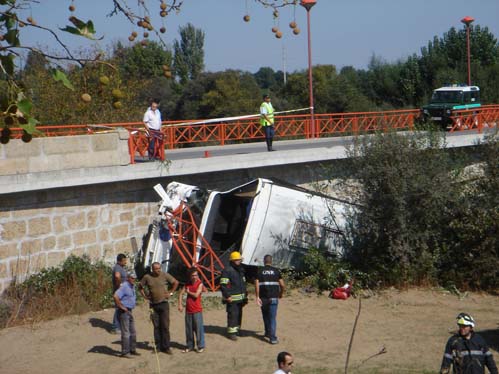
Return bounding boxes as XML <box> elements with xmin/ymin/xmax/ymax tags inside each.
<box><xmin>461</xmin><ymin>16</ymin><xmax>474</xmax><ymax>86</ymax></box>
<box><xmin>300</xmin><ymin>0</ymin><xmax>317</xmax><ymax>138</ymax></box>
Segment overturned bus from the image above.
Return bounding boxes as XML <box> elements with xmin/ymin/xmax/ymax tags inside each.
<box><xmin>140</xmin><ymin>178</ymin><xmax>352</xmax><ymax>281</ymax></box>
<box><xmin>197</xmin><ymin>178</ymin><xmax>349</xmax><ymax>269</ymax></box>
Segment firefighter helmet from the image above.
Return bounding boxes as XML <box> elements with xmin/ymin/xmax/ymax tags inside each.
<box><xmin>456</xmin><ymin>312</ymin><xmax>475</xmax><ymax>327</ymax></box>
<box><xmin>229</xmin><ymin>251</ymin><xmax>242</xmax><ymax>261</ymax></box>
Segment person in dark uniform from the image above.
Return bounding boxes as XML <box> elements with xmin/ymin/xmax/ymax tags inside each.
<box><xmin>255</xmin><ymin>254</ymin><xmax>285</xmax><ymax>344</ymax></box>
<box><xmin>440</xmin><ymin>312</ymin><xmax>498</xmax><ymax>374</ymax></box>
<box><xmin>220</xmin><ymin>251</ymin><xmax>247</xmax><ymax>341</ymax></box>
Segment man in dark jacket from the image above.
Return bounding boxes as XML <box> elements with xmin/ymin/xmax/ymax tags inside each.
<box><xmin>440</xmin><ymin>313</ymin><xmax>498</xmax><ymax>374</ymax></box>
<box><xmin>220</xmin><ymin>251</ymin><xmax>247</xmax><ymax>341</ymax></box>
<box><xmin>255</xmin><ymin>254</ymin><xmax>285</xmax><ymax>344</ymax></box>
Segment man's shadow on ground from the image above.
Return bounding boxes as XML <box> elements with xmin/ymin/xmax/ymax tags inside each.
<box><xmin>88</xmin><ymin>339</ymin><xmax>184</xmax><ymax>357</ymax></box>
<box><xmin>204</xmin><ymin>324</ymin><xmax>264</xmax><ymax>342</ymax></box>
<box><xmin>89</xmin><ymin>317</ymin><xmax>114</xmax><ymax>333</ymax></box>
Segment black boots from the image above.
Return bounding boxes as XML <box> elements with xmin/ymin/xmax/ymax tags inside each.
<box><xmin>266</xmin><ymin>139</ymin><xmax>274</xmax><ymax>152</ymax></box>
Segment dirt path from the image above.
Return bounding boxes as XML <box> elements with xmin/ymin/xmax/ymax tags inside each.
<box><xmin>0</xmin><ymin>289</ymin><xmax>498</xmax><ymax>374</ymax></box>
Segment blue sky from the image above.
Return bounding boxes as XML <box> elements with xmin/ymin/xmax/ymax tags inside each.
<box><xmin>21</xmin><ymin>0</ymin><xmax>499</xmax><ymax>73</ymax></box>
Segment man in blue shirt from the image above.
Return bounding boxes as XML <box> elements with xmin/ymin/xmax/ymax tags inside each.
<box><xmin>114</xmin><ymin>271</ymin><xmax>140</xmax><ymax>358</ymax></box>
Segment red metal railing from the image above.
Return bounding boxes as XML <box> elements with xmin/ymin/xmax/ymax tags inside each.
<box><xmin>166</xmin><ymin>202</ymin><xmax>224</xmax><ymax>291</ymax></box>
<box><xmin>449</xmin><ymin>104</ymin><xmax>499</xmax><ymax>132</ymax></box>
<box><xmin>5</xmin><ymin>106</ymin><xmax>499</xmax><ymax>163</ymax></box>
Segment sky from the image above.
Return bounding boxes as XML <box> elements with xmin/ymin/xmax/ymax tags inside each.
<box><xmin>20</xmin><ymin>0</ymin><xmax>499</xmax><ymax>74</ymax></box>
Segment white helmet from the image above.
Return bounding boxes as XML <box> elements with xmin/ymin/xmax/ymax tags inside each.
<box><xmin>456</xmin><ymin>312</ymin><xmax>475</xmax><ymax>327</ymax></box>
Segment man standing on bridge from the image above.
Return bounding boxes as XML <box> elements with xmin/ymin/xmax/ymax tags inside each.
<box><xmin>260</xmin><ymin>94</ymin><xmax>275</xmax><ymax>152</ymax></box>
<box><xmin>143</xmin><ymin>98</ymin><xmax>164</xmax><ymax>160</ymax></box>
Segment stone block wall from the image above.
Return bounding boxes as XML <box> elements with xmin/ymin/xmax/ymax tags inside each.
<box><xmin>0</xmin><ymin>181</ymin><xmax>161</xmax><ymax>293</ymax></box>
<box><xmin>0</xmin><ymin>129</ymin><xmax>130</xmax><ymax>176</ymax></box>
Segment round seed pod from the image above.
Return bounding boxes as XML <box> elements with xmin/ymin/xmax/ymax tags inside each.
<box><xmin>81</xmin><ymin>93</ymin><xmax>91</xmax><ymax>103</ymax></box>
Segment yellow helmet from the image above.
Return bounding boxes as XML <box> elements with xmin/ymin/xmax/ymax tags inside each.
<box><xmin>229</xmin><ymin>251</ymin><xmax>242</xmax><ymax>261</ymax></box>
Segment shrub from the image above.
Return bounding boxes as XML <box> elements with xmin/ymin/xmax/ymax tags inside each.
<box><xmin>302</xmin><ymin>248</ymin><xmax>369</xmax><ymax>293</ymax></box>
<box><xmin>341</xmin><ymin>130</ymin><xmax>464</xmax><ymax>287</ymax></box>
<box><xmin>1</xmin><ymin>255</ymin><xmax>113</xmax><ymax>328</ymax></box>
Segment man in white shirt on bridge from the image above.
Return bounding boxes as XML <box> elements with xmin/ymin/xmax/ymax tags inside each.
<box><xmin>143</xmin><ymin>98</ymin><xmax>163</xmax><ymax>160</ymax></box>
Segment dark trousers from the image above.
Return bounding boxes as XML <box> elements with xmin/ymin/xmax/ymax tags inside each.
<box><xmin>226</xmin><ymin>302</ymin><xmax>243</xmax><ymax>335</ymax></box>
<box><xmin>151</xmin><ymin>302</ymin><xmax>170</xmax><ymax>351</ymax></box>
<box><xmin>148</xmin><ymin>129</ymin><xmax>164</xmax><ymax>160</ymax></box>
<box><xmin>263</xmin><ymin>126</ymin><xmax>275</xmax><ymax>150</ymax></box>
<box><xmin>118</xmin><ymin>310</ymin><xmax>136</xmax><ymax>354</ymax></box>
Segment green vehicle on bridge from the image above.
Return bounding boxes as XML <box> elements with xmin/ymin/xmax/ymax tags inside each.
<box><xmin>421</xmin><ymin>85</ymin><xmax>481</xmax><ymax>128</ymax></box>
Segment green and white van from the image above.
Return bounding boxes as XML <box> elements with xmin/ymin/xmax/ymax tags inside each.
<box><xmin>422</xmin><ymin>85</ymin><xmax>480</xmax><ymax>127</ymax></box>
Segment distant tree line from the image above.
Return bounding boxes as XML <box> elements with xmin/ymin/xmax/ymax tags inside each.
<box><xmin>4</xmin><ymin>23</ymin><xmax>498</xmax><ymax>125</ymax></box>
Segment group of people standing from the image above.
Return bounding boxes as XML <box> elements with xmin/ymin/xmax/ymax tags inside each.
<box><xmin>112</xmin><ymin>256</ymin><xmax>202</xmax><ymax>358</ymax></box>
<box><xmin>142</xmin><ymin>93</ymin><xmax>277</xmax><ymax>160</ymax></box>
<box><xmin>113</xmin><ymin>251</ymin><xmax>496</xmax><ymax>374</ymax></box>
<box><xmin>111</xmin><ymin>251</ymin><xmax>286</xmax><ymax>359</ymax></box>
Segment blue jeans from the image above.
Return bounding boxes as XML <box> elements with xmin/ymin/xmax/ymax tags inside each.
<box><xmin>263</xmin><ymin>126</ymin><xmax>275</xmax><ymax>142</ymax></box>
<box><xmin>118</xmin><ymin>310</ymin><xmax>136</xmax><ymax>354</ymax></box>
<box><xmin>261</xmin><ymin>299</ymin><xmax>278</xmax><ymax>341</ymax></box>
<box><xmin>185</xmin><ymin>312</ymin><xmax>205</xmax><ymax>350</ymax></box>
<box><xmin>112</xmin><ymin>307</ymin><xmax>121</xmax><ymax>331</ymax></box>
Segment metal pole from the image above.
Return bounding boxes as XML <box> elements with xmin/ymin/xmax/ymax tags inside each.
<box><xmin>305</xmin><ymin>8</ymin><xmax>315</xmax><ymax>138</ymax></box>
<box><xmin>466</xmin><ymin>24</ymin><xmax>471</xmax><ymax>86</ymax></box>
<box><xmin>461</xmin><ymin>16</ymin><xmax>474</xmax><ymax>86</ymax></box>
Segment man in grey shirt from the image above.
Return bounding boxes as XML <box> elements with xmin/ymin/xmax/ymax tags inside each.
<box><xmin>111</xmin><ymin>253</ymin><xmax>127</xmax><ymax>334</ymax></box>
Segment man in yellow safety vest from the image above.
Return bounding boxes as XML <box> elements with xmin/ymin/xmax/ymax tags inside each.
<box><xmin>260</xmin><ymin>94</ymin><xmax>275</xmax><ymax>151</ymax></box>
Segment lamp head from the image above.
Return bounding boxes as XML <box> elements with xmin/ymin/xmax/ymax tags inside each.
<box><xmin>461</xmin><ymin>16</ymin><xmax>475</xmax><ymax>26</ymax></box>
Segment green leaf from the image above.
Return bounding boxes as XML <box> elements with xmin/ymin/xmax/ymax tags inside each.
<box><xmin>0</xmin><ymin>54</ymin><xmax>15</xmax><ymax>76</ymax></box>
<box><xmin>4</xmin><ymin>29</ymin><xmax>19</xmax><ymax>46</ymax></box>
<box><xmin>5</xmin><ymin>13</ymin><xmax>16</xmax><ymax>29</ymax></box>
<box><xmin>51</xmin><ymin>69</ymin><xmax>75</xmax><ymax>91</ymax></box>
<box><xmin>17</xmin><ymin>99</ymin><xmax>32</xmax><ymax>116</ymax></box>
<box><xmin>59</xmin><ymin>25</ymin><xmax>83</xmax><ymax>37</ymax></box>
<box><xmin>60</xmin><ymin>18</ymin><xmax>103</xmax><ymax>40</ymax></box>
<box><xmin>68</xmin><ymin>16</ymin><xmax>86</xmax><ymax>29</ymax></box>
<box><xmin>19</xmin><ymin>117</ymin><xmax>41</xmax><ymax>135</ymax></box>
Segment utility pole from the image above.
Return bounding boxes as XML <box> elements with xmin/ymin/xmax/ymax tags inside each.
<box><xmin>461</xmin><ymin>16</ymin><xmax>474</xmax><ymax>86</ymax></box>
<box><xmin>300</xmin><ymin>0</ymin><xmax>317</xmax><ymax>138</ymax></box>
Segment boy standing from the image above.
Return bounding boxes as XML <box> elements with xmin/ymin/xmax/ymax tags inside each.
<box><xmin>178</xmin><ymin>268</ymin><xmax>205</xmax><ymax>353</ymax></box>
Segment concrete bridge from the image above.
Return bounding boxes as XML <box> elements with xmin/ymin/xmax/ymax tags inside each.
<box><xmin>0</xmin><ymin>129</ymin><xmax>489</xmax><ymax>292</ymax></box>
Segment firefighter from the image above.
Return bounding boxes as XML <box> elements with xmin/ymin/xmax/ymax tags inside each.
<box><xmin>440</xmin><ymin>313</ymin><xmax>498</xmax><ymax>374</ymax></box>
<box><xmin>220</xmin><ymin>251</ymin><xmax>247</xmax><ymax>341</ymax></box>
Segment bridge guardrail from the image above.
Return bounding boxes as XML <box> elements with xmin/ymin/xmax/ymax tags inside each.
<box><xmin>5</xmin><ymin>106</ymin><xmax>499</xmax><ymax>164</ymax></box>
